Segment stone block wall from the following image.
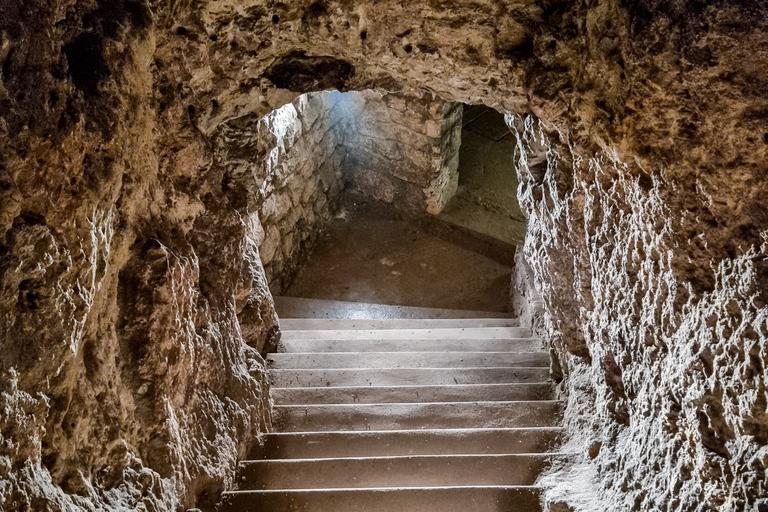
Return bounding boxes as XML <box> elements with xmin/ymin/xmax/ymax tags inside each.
<box><xmin>216</xmin><ymin>89</ymin><xmax>461</xmax><ymax>293</ymax></box>
<box><xmin>252</xmin><ymin>93</ymin><xmax>346</xmax><ymax>293</ymax></box>
<box><xmin>226</xmin><ymin>89</ymin><xmax>462</xmax><ymax>292</ymax></box>
<box><xmin>338</xmin><ymin>91</ymin><xmax>462</xmax><ymax>214</ymax></box>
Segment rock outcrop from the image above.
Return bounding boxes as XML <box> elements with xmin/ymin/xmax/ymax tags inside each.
<box><xmin>1</xmin><ymin>0</ymin><xmax>766</xmax><ymax>511</ymax></box>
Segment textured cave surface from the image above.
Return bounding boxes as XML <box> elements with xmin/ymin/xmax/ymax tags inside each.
<box><xmin>1</xmin><ymin>1</ymin><xmax>767</xmax><ymax>511</ymax></box>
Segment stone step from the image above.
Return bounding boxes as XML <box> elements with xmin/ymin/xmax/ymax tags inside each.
<box><xmin>280</xmin><ymin>326</ymin><xmax>532</xmax><ymax>340</ymax></box>
<box><xmin>250</xmin><ymin>428</ymin><xmax>564</xmax><ymax>459</ymax></box>
<box><xmin>236</xmin><ymin>453</ymin><xmax>555</xmax><ymax>490</ymax></box>
<box><xmin>220</xmin><ymin>486</ymin><xmax>542</xmax><ymax>512</ymax></box>
<box><xmin>274</xmin><ymin>296</ymin><xmax>511</xmax><ymax>319</ymax></box>
<box><xmin>274</xmin><ymin>401</ymin><xmax>562</xmax><ymax>431</ymax></box>
<box><xmin>280</xmin><ymin>317</ymin><xmax>520</xmax><ymax>330</ymax></box>
<box><xmin>280</xmin><ymin>337</ymin><xmax>544</xmax><ymax>353</ymax></box>
<box><xmin>267</xmin><ymin>351</ymin><xmax>551</xmax><ymax>369</ymax></box>
<box><xmin>270</xmin><ymin>367</ymin><xmax>550</xmax><ymax>387</ymax></box>
<box><xmin>271</xmin><ymin>383</ymin><xmax>556</xmax><ymax>405</ymax></box>
<box><xmin>224</xmin><ymin>299</ymin><xmax>561</xmax><ymax>512</ymax></box>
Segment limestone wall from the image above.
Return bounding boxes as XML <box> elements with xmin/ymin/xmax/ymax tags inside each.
<box><xmin>1</xmin><ymin>2</ymin><xmax>274</xmax><ymax>511</ymax></box>
<box><xmin>515</xmin><ymin>111</ymin><xmax>768</xmax><ymax>511</ymax></box>
<box><xmin>217</xmin><ymin>89</ymin><xmax>455</xmax><ymax>294</ymax></box>
<box><xmin>339</xmin><ymin>91</ymin><xmax>462</xmax><ymax>214</ymax></box>
<box><xmin>244</xmin><ymin>89</ymin><xmax>462</xmax><ymax>294</ymax></box>
<box><xmin>258</xmin><ymin>94</ymin><xmax>344</xmax><ymax>292</ymax></box>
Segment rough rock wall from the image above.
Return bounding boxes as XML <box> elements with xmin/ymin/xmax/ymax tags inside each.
<box><xmin>0</xmin><ymin>1</ymin><xmax>275</xmax><ymax>510</ymax></box>
<box><xmin>504</xmin><ymin>1</ymin><xmax>768</xmax><ymax>509</ymax></box>
<box><xmin>519</xmin><ymin>114</ymin><xmax>768</xmax><ymax>511</ymax></box>
<box><xmin>2</xmin><ymin>0</ymin><xmax>767</xmax><ymax>511</ymax></box>
<box><xmin>339</xmin><ymin>91</ymin><xmax>462</xmax><ymax>214</ymax></box>
<box><xmin>258</xmin><ymin>93</ymin><xmax>345</xmax><ymax>292</ymax></box>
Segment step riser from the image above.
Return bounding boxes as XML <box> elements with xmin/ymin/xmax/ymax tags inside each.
<box><xmin>271</xmin><ymin>367</ymin><xmax>550</xmax><ymax>387</ymax></box>
<box><xmin>236</xmin><ymin>454</ymin><xmax>551</xmax><ymax>490</ymax></box>
<box><xmin>251</xmin><ymin>429</ymin><xmax>564</xmax><ymax>459</ymax></box>
<box><xmin>280</xmin><ymin>318</ymin><xmax>520</xmax><ymax>330</ymax></box>
<box><xmin>281</xmin><ymin>327</ymin><xmax>532</xmax><ymax>340</ymax></box>
<box><xmin>268</xmin><ymin>352</ymin><xmax>551</xmax><ymax>369</ymax></box>
<box><xmin>274</xmin><ymin>402</ymin><xmax>562</xmax><ymax>432</ymax></box>
<box><xmin>272</xmin><ymin>383</ymin><xmax>555</xmax><ymax>405</ymax></box>
<box><xmin>280</xmin><ymin>338</ymin><xmax>543</xmax><ymax>353</ymax></box>
<box><xmin>222</xmin><ymin>487</ymin><xmax>542</xmax><ymax>512</ymax></box>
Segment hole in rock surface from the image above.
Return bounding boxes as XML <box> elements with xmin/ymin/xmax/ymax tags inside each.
<box><xmin>63</xmin><ymin>33</ymin><xmax>110</xmax><ymax>97</ymax></box>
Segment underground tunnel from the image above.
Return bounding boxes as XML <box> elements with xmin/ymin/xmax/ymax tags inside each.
<box><xmin>1</xmin><ymin>1</ymin><xmax>767</xmax><ymax>511</ymax></box>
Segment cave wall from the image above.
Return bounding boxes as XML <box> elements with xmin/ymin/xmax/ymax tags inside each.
<box><xmin>505</xmin><ymin>2</ymin><xmax>768</xmax><ymax>508</ymax></box>
<box><xmin>339</xmin><ymin>90</ymin><xmax>462</xmax><ymax>214</ymax></box>
<box><xmin>1</xmin><ymin>0</ymin><xmax>767</xmax><ymax>511</ymax></box>
<box><xmin>0</xmin><ymin>1</ymin><xmax>276</xmax><ymax>510</ymax></box>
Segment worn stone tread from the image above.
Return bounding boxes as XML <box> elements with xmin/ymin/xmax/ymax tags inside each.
<box><xmin>271</xmin><ymin>383</ymin><xmax>556</xmax><ymax>404</ymax></box>
<box><xmin>279</xmin><ymin>317</ymin><xmax>520</xmax><ymax>330</ymax></box>
<box><xmin>270</xmin><ymin>367</ymin><xmax>550</xmax><ymax>387</ymax></box>
<box><xmin>273</xmin><ymin>400</ymin><xmax>563</xmax><ymax>431</ymax></box>
<box><xmin>274</xmin><ymin>296</ymin><xmax>512</xmax><ymax>320</ymax></box>
<box><xmin>280</xmin><ymin>326</ymin><xmax>532</xmax><ymax>340</ymax></box>
<box><xmin>249</xmin><ymin>427</ymin><xmax>564</xmax><ymax>459</ymax></box>
<box><xmin>220</xmin><ymin>486</ymin><xmax>543</xmax><ymax>512</ymax></box>
<box><xmin>267</xmin><ymin>351</ymin><xmax>551</xmax><ymax>369</ymax></box>
<box><xmin>236</xmin><ymin>453</ymin><xmax>556</xmax><ymax>489</ymax></box>
<box><xmin>280</xmin><ymin>337</ymin><xmax>544</xmax><ymax>353</ymax></box>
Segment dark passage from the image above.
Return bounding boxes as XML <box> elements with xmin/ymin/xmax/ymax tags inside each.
<box><xmin>439</xmin><ymin>104</ymin><xmax>526</xmax><ymax>246</ymax></box>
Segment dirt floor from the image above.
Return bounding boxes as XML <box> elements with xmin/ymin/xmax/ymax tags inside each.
<box><xmin>281</xmin><ymin>198</ymin><xmax>514</xmax><ymax>312</ymax></box>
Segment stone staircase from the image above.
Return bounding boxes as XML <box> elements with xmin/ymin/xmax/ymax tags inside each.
<box><xmin>219</xmin><ymin>299</ymin><xmax>563</xmax><ymax>512</ymax></box>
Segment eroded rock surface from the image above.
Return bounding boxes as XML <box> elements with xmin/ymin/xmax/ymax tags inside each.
<box><xmin>1</xmin><ymin>0</ymin><xmax>767</xmax><ymax>511</ymax></box>
<box><xmin>1</xmin><ymin>1</ymin><xmax>273</xmax><ymax>510</ymax></box>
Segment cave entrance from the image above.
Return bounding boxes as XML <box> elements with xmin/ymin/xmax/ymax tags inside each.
<box><xmin>252</xmin><ymin>90</ymin><xmax>524</xmax><ymax>316</ymax></box>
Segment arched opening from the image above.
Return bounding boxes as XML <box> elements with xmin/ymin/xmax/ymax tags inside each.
<box><xmin>216</xmin><ymin>87</ymin><xmax>551</xmax><ymax>512</ymax></box>
<box><xmin>442</xmin><ymin>103</ymin><xmax>526</xmax><ymax>247</ymax></box>
<box><xmin>237</xmin><ymin>89</ymin><xmax>527</xmax><ymax>315</ymax></box>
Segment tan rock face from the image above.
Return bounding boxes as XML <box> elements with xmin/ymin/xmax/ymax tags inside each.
<box><xmin>1</xmin><ymin>0</ymin><xmax>767</xmax><ymax>511</ymax></box>
<box><xmin>1</xmin><ymin>1</ymin><xmax>272</xmax><ymax>510</ymax></box>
